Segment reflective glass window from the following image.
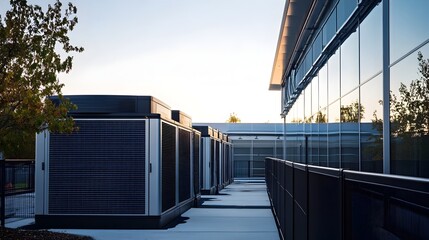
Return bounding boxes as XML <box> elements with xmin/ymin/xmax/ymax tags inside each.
<box><xmin>323</xmin><ymin>9</ymin><xmax>337</xmax><ymax>48</ymax></box>
<box><xmin>389</xmin><ymin>43</ymin><xmax>429</xmax><ymax>178</ymax></box>
<box><xmin>328</xmin><ymin>50</ymin><xmax>340</xmax><ymax>104</ymax></box>
<box><xmin>319</xmin><ymin>108</ymin><xmax>328</xmax><ymax>167</ymax></box>
<box><xmin>311</xmin><ymin>77</ymin><xmax>320</xmax><ymax>165</ymax></box>
<box><xmin>305</xmin><ymin>48</ymin><xmax>313</xmax><ymax>75</ymax></box>
<box><xmin>360</xmin><ymin>75</ymin><xmax>383</xmax><ymax>173</ymax></box>
<box><xmin>360</xmin><ymin>3</ymin><xmax>382</xmax><ymax>83</ymax></box>
<box><xmin>328</xmin><ymin>100</ymin><xmax>340</xmax><ymax>168</ymax></box>
<box><xmin>390</xmin><ymin>0</ymin><xmax>429</xmax><ymax>63</ymax></box>
<box><xmin>319</xmin><ymin>65</ymin><xmax>328</xmax><ymax>110</ymax></box>
<box><xmin>337</xmin><ymin>0</ymin><xmax>357</xmax><ymax>29</ymax></box>
<box><xmin>311</xmin><ymin>75</ymin><xmax>319</xmax><ymax>118</ymax></box>
<box><xmin>305</xmin><ymin>83</ymin><xmax>312</xmax><ymax>123</ymax></box>
<box><xmin>313</xmin><ymin>31</ymin><xmax>323</xmax><ymax>61</ymax></box>
<box><xmin>341</xmin><ymin>30</ymin><xmax>359</xmax><ymax>96</ymax></box>
<box><xmin>340</xmin><ymin>89</ymin><xmax>360</xmax><ymax>170</ymax></box>
<box><xmin>295</xmin><ymin>93</ymin><xmax>304</xmax><ymax>123</ymax></box>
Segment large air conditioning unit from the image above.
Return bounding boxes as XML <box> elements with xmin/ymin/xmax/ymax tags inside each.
<box><xmin>192</xmin><ymin>125</ymin><xmax>217</xmax><ymax>195</ymax></box>
<box><xmin>35</xmin><ymin>95</ymin><xmax>195</xmax><ymax>229</ymax></box>
<box><xmin>221</xmin><ymin>134</ymin><xmax>233</xmax><ymax>188</ymax></box>
<box><xmin>171</xmin><ymin>110</ymin><xmax>201</xmax><ymax>206</ymax></box>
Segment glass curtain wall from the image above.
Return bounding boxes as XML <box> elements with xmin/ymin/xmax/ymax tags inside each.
<box><xmin>283</xmin><ymin>0</ymin><xmax>429</xmax><ymax>178</ymax></box>
<box><xmin>284</xmin><ymin>0</ymin><xmax>381</xmax><ymax>172</ymax></box>
<box><xmin>389</xmin><ymin>0</ymin><xmax>429</xmax><ymax>178</ymax></box>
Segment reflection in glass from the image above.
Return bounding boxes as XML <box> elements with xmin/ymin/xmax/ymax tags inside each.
<box><xmin>319</xmin><ymin>116</ymin><xmax>328</xmax><ymax>167</ymax></box>
<box><xmin>328</xmin><ymin>50</ymin><xmax>340</xmax><ymax>104</ymax></box>
<box><xmin>360</xmin><ymin>3</ymin><xmax>382</xmax><ymax>83</ymax></box>
<box><xmin>312</xmin><ymin>75</ymin><xmax>319</xmax><ymax>118</ymax></box>
<box><xmin>390</xmin><ymin>45</ymin><xmax>429</xmax><ymax>178</ymax></box>
<box><xmin>292</xmin><ymin>93</ymin><xmax>305</xmax><ymax>123</ymax></box>
<box><xmin>360</xmin><ymin>75</ymin><xmax>383</xmax><ymax>173</ymax></box>
<box><xmin>340</xmin><ymin>90</ymin><xmax>360</xmax><ymax>170</ymax></box>
<box><xmin>328</xmin><ymin>100</ymin><xmax>340</xmax><ymax>168</ymax></box>
<box><xmin>313</xmin><ymin>31</ymin><xmax>323</xmax><ymax>61</ymax></box>
<box><xmin>337</xmin><ymin>0</ymin><xmax>357</xmax><ymax>29</ymax></box>
<box><xmin>319</xmin><ymin>65</ymin><xmax>328</xmax><ymax>110</ymax></box>
<box><xmin>390</xmin><ymin>0</ymin><xmax>429</xmax><ymax>63</ymax></box>
<box><xmin>323</xmin><ymin>9</ymin><xmax>337</xmax><ymax>48</ymax></box>
<box><xmin>305</xmin><ymin>83</ymin><xmax>312</xmax><ymax>123</ymax></box>
<box><xmin>341</xmin><ymin>31</ymin><xmax>359</xmax><ymax>96</ymax></box>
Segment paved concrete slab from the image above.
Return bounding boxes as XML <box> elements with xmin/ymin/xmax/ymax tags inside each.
<box><xmin>51</xmin><ymin>181</ymin><xmax>280</xmax><ymax>240</ymax></box>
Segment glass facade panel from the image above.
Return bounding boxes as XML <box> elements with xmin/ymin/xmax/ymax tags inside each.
<box><xmin>337</xmin><ymin>0</ymin><xmax>357</xmax><ymax>29</ymax></box>
<box><xmin>390</xmin><ymin>0</ymin><xmax>429</xmax><ymax>63</ymax></box>
<box><xmin>319</xmin><ymin>119</ymin><xmax>328</xmax><ymax>167</ymax></box>
<box><xmin>341</xmin><ymin>31</ymin><xmax>359</xmax><ymax>96</ymax></box>
<box><xmin>313</xmin><ymin>31</ymin><xmax>323</xmax><ymax>61</ymax></box>
<box><xmin>360</xmin><ymin>75</ymin><xmax>383</xmax><ymax>173</ymax></box>
<box><xmin>311</xmin><ymin>76</ymin><xmax>319</xmax><ymax>119</ymax></box>
<box><xmin>328</xmin><ymin>50</ymin><xmax>340</xmax><ymax>104</ymax></box>
<box><xmin>304</xmin><ymin>48</ymin><xmax>313</xmax><ymax>75</ymax></box>
<box><xmin>319</xmin><ymin>65</ymin><xmax>328</xmax><ymax>110</ymax></box>
<box><xmin>323</xmin><ymin>9</ymin><xmax>337</xmax><ymax>48</ymax></box>
<box><xmin>328</xmin><ymin>100</ymin><xmax>340</xmax><ymax>168</ymax></box>
<box><xmin>390</xmin><ymin>43</ymin><xmax>429</xmax><ymax>178</ymax></box>
<box><xmin>340</xmin><ymin>89</ymin><xmax>360</xmax><ymax>170</ymax></box>
<box><xmin>360</xmin><ymin>3</ymin><xmax>382</xmax><ymax>83</ymax></box>
<box><xmin>305</xmin><ymin>83</ymin><xmax>312</xmax><ymax>123</ymax></box>
<box><xmin>296</xmin><ymin>92</ymin><xmax>304</xmax><ymax>123</ymax></box>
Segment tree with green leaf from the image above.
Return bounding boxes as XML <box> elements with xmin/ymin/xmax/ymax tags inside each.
<box><xmin>0</xmin><ymin>0</ymin><xmax>83</xmax><ymax>158</ymax></box>
<box><xmin>314</xmin><ymin>111</ymin><xmax>327</xmax><ymax>123</ymax></box>
<box><xmin>226</xmin><ymin>112</ymin><xmax>241</xmax><ymax>123</ymax></box>
<box><xmin>390</xmin><ymin>52</ymin><xmax>429</xmax><ymax>136</ymax></box>
<box><xmin>340</xmin><ymin>100</ymin><xmax>364</xmax><ymax>123</ymax></box>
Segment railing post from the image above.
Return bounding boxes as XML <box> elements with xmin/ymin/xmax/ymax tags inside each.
<box><xmin>1</xmin><ymin>151</ymin><xmax>5</xmax><ymax>227</ymax></box>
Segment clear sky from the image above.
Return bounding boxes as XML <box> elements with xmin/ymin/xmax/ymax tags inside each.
<box><xmin>2</xmin><ymin>0</ymin><xmax>286</xmax><ymax>123</ymax></box>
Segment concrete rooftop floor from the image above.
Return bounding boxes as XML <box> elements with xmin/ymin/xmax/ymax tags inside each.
<box><xmin>48</xmin><ymin>181</ymin><xmax>280</xmax><ymax>240</ymax></box>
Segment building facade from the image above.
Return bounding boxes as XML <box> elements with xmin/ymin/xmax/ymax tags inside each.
<box><xmin>194</xmin><ymin>123</ymin><xmax>284</xmax><ymax>179</ymax></box>
<box><xmin>270</xmin><ymin>0</ymin><xmax>429</xmax><ymax>178</ymax></box>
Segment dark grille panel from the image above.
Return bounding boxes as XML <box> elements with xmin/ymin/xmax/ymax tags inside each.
<box><xmin>48</xmin><ymin>120</ymin><xmax>146</xmax><ymax>214</ymax></box>
<box><xmin>210</xmin><ymin>139</ymin><xmax>215</xmax><ymax>187</ymax></box>
<box><xmin>200</xmin><ymin>139</ymin><xmax>204</xmax><ymax>189</ymax></box>
<box><xmin>193</xmin><ymin>134</ymin><xmax>201</xmax><ymax>195</ymax></box>
<box><xmin>162</xmin><ymin>122</ymin><xmax>176</xmax><ymax>212</ymax></box>
<box><xmin>178</xmin><ymin>129</ymin><xmax>191</xmax><ymax>202</ymax></box>
<box><xmin>215</xmin><ymin>141</ymin><xmax>220</xmax><ymax>186</ymax></box>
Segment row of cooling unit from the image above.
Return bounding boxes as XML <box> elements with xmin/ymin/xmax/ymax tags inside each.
<box><xmin>34</xmin><ymin>95</ymin><xmax>233</xmax><ymax>229</ymax></box>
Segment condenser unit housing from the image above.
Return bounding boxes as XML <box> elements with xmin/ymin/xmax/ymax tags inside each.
<box><xmin>35</xmin><ymin>95</ymin><xmax>196</xmax><ymax>229</ymax></box>
<box><xmin>171</xmin><ymin>110</ymin><xmax>201</xmax><ymax>206</ymax></box>
<box><xmin>192</xmin><ymin>125</ymin><xmax>232</xmax><ymax>195</ymax></box>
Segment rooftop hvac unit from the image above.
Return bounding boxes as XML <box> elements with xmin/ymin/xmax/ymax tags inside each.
<box><xmin>192</xmin><ymin>126</ymin><xmax>216</xmax><ymax>195</ymax></box>
<box><xmin>35</xmin><ymin>95</ymin><xmax>195</xmax><ymax>229</ymax></box>
<box><xmin>192</xmin><ymin>130</ymin><xmax>202</xmax><ymax>206</ymax></box>
<box><xmin>192</xmin><ymin>126</ymin><xmax>232</xmax><ymax>195</ymax></box>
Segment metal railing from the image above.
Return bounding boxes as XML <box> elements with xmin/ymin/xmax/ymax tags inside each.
<box><xmin>266</xmin><ymin>157</ymin><xmax>429</xmax><ymax>240</ymax></box>
<box><xmin>1</xmin><ymin>160</ymin><xmax>35</xmax><ymax>226</ymax></box>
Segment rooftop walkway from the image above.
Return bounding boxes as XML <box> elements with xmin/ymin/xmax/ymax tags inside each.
<box><xmin>50</xmin><ymin>181</ymin><xmax>280</xmax><ymax>240</ymax></box>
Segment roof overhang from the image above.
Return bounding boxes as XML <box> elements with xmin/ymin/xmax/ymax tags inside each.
<box><xmin>269</xmin><ymin>0</ymin><xmax>316</xmax><ymax>91</ymax></box>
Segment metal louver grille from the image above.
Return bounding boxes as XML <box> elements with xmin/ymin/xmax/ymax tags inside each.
<box><xmin>48</xmin><ymin>120</ymin><xmax>146</xmax><ymax>215</ymax></box>
<box><xmin>193</xmin><ymin>134</ymin><xmax>201</xmax><ymax>195</ymax></box>
<box><xmin>199</xmin><ymin>140</ymin><xmax>204</xmax><ymax>190</ymax></box>
<box><xmin>210</xmin><ymin>139</ymin><xmax>215</xmax><ymax>187</ymax></box>
<box><xmin>215</xmin><ymin>141</ymin><xmax>220</xmax><ymax>186</ymax></box>
<box><xmin>162</xmin><ymin>122</ymin><xmax>176</xmax><ymax>212</ymax></box>
<box><xmin>178</xmin><ymin>129</ymin><xmax>191</xmax><ymax>203</ymax></box>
